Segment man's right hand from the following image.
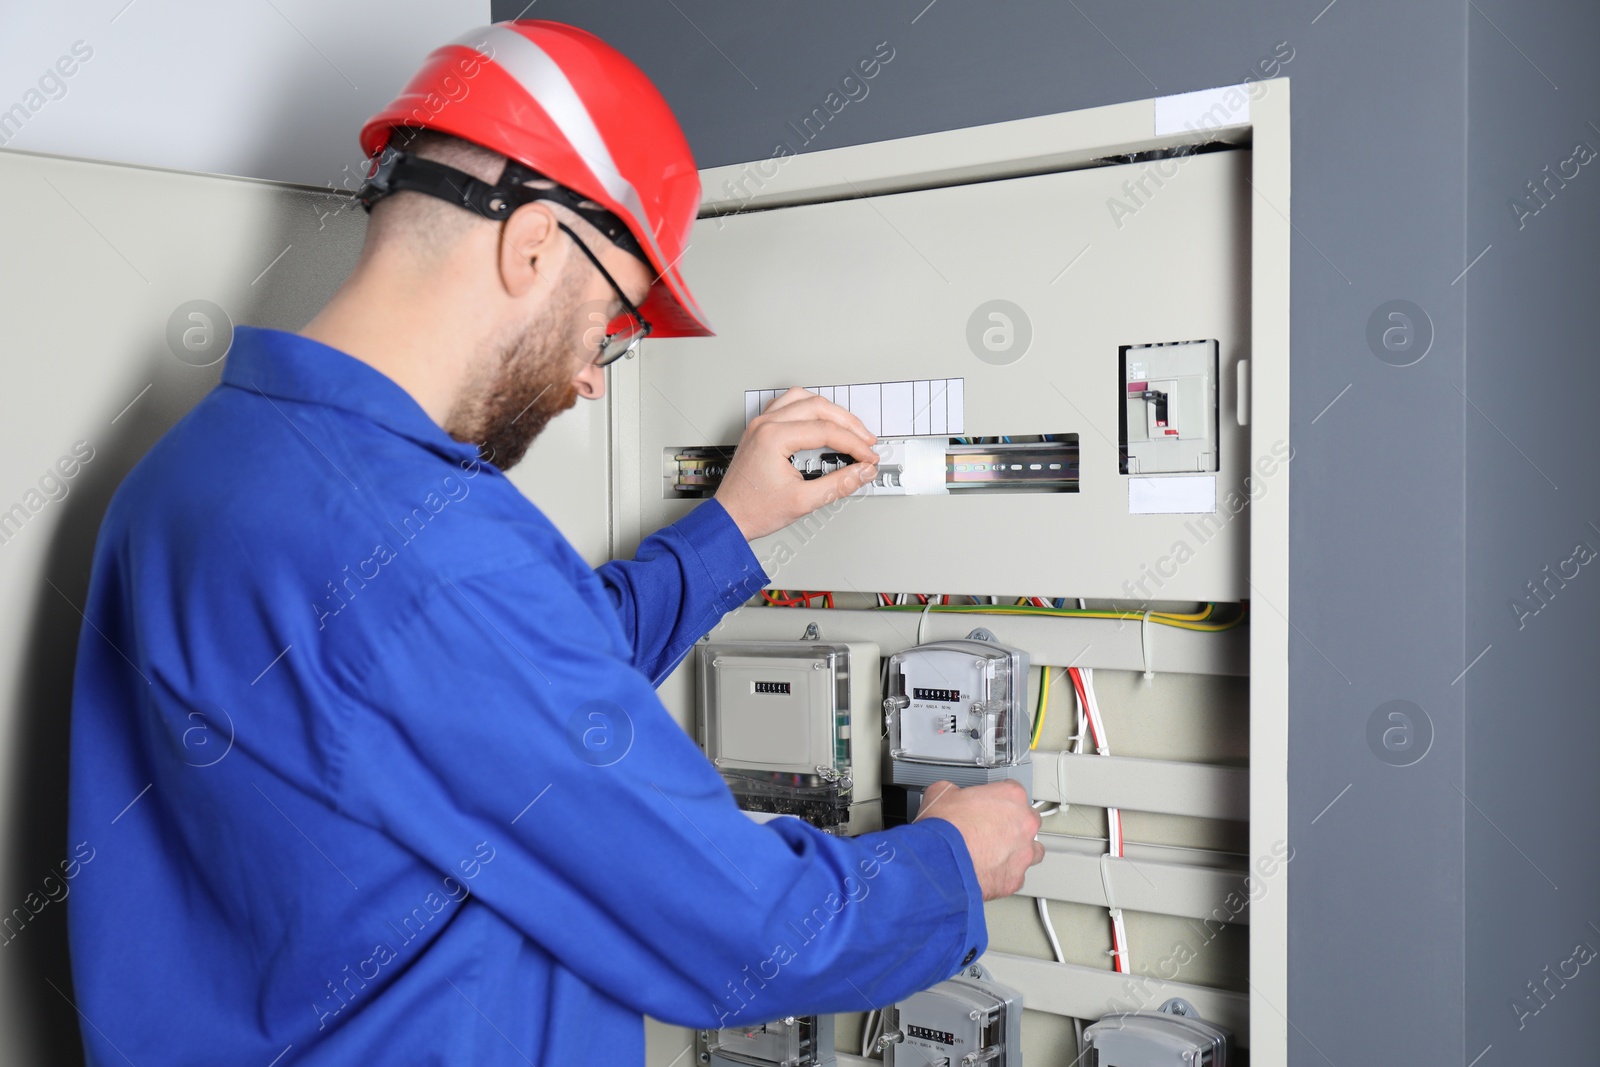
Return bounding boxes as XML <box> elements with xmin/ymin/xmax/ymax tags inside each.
<box><xmin>915</xmin><ymin>779</ymin><xmax>1044</xmax><ymax>901</ymax></box>
<box><xmin>713</xmin><ymin>387</ymin><xmax>879</xmax><ymax>542</ymax></box>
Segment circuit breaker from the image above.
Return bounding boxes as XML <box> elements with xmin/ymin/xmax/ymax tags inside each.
<box><xmin>1120</xmin><ymin>339</ymin><xmax>1219</xmax><ymax>474</ymax></box>
<box><xmin>697</xmin><ymin>641</ymin><xmax>881</xmax><ymax>833</ymax></box>
<box><xmin>701</xmin><ymin>1015</ymin><xmax>836</xmax><ymax>1067</ymax></box>
<box><xmin>879</xmin><ymin>966</ymin><xmax>1022</xmax><ymax>1067</ymax></box>
<box><xmin>883</xmin><ymin>635</ymin><xmax>1032</xmax><ymax>817</ymax></box>
<box><xmin>1081</xmin><ymin>1000</ymin><xmax>1233</xmax><ymax>1066</ymax></box>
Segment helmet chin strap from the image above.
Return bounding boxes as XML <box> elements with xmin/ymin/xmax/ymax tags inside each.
<box><xmin>356</xmin><ymin>149</ymin><xmax>651</xmax><ymax>268</ymax></box>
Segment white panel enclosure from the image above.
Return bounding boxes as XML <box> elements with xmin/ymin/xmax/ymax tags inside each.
<box><xmin>633</xmin><ymin>150</ymin><xmax>1252</xmax><ymax>603</ymax></box>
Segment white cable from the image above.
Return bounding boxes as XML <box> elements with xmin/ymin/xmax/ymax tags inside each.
<box><xmin>1079</xmin><ymin>667</ymin><xmax>1129</xmax><ymax>973</ymax></box>
<box><xmin>1080</xmin><ymin>667</ymin><xmax>1110</xmax><ymax>758</ymax></box>
<box><xmin>917</xmin><ymin>596</ymin><xmax>936</xmax><ymax>644</ymax></box>
<box><xmin>1036</xmin><ymin>896</ymin><xmax>1066</xmax><ymax>964</ymax></box>
<box><xmin>1071</xmin><ymin>675</ymin><xmax>1088</xmax><ymax>755</ymax></box>
<box><xmin>1074</xmin><ymin>1018</ymin><xmax>1086</xmax><ymax>1058</ymax></box>
<box><xmin>861</xmin><ymin>1010</ymin><xmax>878</xmax><ymax>1057</ymax></box>
<box><xmin>1098</xmin><ymin>851</ymin><xmax>1119</xmax><ymax>910</ymax></box>
<box><xmin>1140</xmin><ymin>610</ymin><xmax>1155</xmax><ymax>680</ymax></box>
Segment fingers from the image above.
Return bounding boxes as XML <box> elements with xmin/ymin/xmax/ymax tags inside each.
<box><xmin>757</xmin><ymin>393</ymin><xmax>877</xmax><ymax>450</ymax></box>
<box><xmin>799</xmin><ymin>462</ymin><xmax>878</xmax><ymax>511</ymax></box>
<box><xmin>762</xmin><ymin>417</ymin><xmax>879</xmax><ymax>467</ymax></box>
<box><xmin>916</xmin><ymin>780</ymin><xmax>958</xmax><ymax>820</ymax></box>
<box><xmin>760</xmin><ymin>386</ymin><xmax>818</xmax><ymax>415</ymax></box>
<box><xmin>1031</xmin><ymin>840</ymin><xmax>1046</xmax><ymax>866</ymax></box>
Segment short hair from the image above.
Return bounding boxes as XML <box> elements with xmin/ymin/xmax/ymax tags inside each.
<box><xmin>363</xmin><ymin>127</ymin><xmax>508</xmax><ymax>261</ymax></box>
<box><xmin>362</xmin><ymin>127</ymin><xmax>609</xmax><ymax>263</ymax></box>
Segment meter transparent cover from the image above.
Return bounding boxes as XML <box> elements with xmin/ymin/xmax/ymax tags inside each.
<box><xmin>698</xmin><ymin>642</ymin><xmax>855</xmax><ymax>830</ymax></box>
<box><xmin>884</xmin><ymin>970</ymin><xmax>1021</xmax><ymax>1067</ymax></box>
<box><xmin>706</xmin><ymin>1015</ymin><xmax>831</xmax><ymax>1067</ymax></box>
<box><xmin>884</xmin><ymin>639</ymin><xmax>1030</xmax><ymax>768</ymax></box>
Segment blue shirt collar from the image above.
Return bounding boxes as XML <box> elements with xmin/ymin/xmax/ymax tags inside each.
<box><xmin>220</xmin><ymin>325</ymin><xmax>482</xmax><ymax>464</ymax></box>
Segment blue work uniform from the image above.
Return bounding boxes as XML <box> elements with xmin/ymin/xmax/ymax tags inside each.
<box><xmin>66</xmin><ymin>325</ymin><xmax>986</xmax><ymax>1066</ymax></box>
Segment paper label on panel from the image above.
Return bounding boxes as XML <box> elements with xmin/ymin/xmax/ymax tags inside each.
<box><xmin>1128</xmin><ymin>475</ymin><xmax>1217</xmax><ymax>515</ymax></box>
<box><xmin>745</xmin><ymin>377</ymin><xmax>965</xmax><ymax>436</ymax></box>
<box><xmin>1153</xmin><ymin>84</ymin><xmax>1252</xmax><ymax>136</ymax></box>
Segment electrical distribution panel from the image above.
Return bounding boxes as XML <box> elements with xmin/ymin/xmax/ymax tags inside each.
<box><xmin>701</xmin><ymin>1014</ymin><xmax>837</xmax><ymax>1067</ymax></box>
<box><xmin>1081</xmin><ymin>1001</ymin><xmax>1233</xmax><ymax>1066</ymax></box>
<box><xmin>880</xmin><ymin>968</ymin><xmax>1022</xmax><ymax>1067</ymax></box>
<box><xmin>697</xmin><ymin>641</ymin><xmax>881</xmax><ymax>834</ymax></box>
<box><xmin>883</xmin><ymin>637</ymin><xmax>1032</xmax><ymax>817</ymax></box>
<box><xmin>1119</xmin><ymin>340</ymin><xmax>1219</xmax><ymax>475</ymax></box>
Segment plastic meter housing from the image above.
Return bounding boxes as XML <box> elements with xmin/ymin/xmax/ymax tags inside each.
<box><xmin>697</xmin><ymin>641</ymin><xmax>881</xmax><ymax>834</ymax></box>
<box><xmin>884</xmin><ymin>637</ymin><xmax>1032</xmax><ymax>815</ymax></box>
<box><xmin>701</xmin><ymin>1014</ymin><xmax>837</xmax><ymax>1067</ymax></box>
<box><xmin>1081</xmin><ymin>1004</ymin><xmax>1234</xmax><ymax>1066</ymax></box>
<box><xmin>883</xmin><ymin>967</ymin><xmax>1022</xmax><ymax>1067</ymax></box>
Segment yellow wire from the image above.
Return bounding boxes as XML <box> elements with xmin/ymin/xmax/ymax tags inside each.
<box><xmin>1031</xmin><ymin>666</ymin><xmax>1050</xmax><ymax>749</ymax></box>
<box><xmin>1152</xmin><ymin>602</ymin><xmax>1214</xmax><ymax>622</ymax></box>
<box><xmin>872</xmin><ymin>603</ymin><xmax>1246</xmax><ymax>633</ymax></box>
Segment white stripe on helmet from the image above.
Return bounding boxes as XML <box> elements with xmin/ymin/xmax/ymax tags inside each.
<box><xmin>450</xmin><ymin>25</ymin><xmax>707</xmax><ymax>322</ymax></box>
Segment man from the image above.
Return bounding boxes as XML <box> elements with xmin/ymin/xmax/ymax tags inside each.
<box><xmin>67</xmin><ymin>20</ymin><xmax>1041</xmax><ymax>1065</ymax></box>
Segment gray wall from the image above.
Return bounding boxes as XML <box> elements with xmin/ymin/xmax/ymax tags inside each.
<box><xmin>488</xmin><ymin>0</ymin><xmax>1594</xmax><ymax>1060</ymax></box>
<box><xmin>1465</xmin><ymin>3</ymin><xmax>1600</xmax><ymax>1062</ymax></box>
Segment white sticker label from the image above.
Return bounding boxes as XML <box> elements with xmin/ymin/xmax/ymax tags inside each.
<box><xmin>1129</xmin><ymin>475</ymin><xmax>1217</xmax><ymax>515</ymax></box>
<box><xmin>1154</xmin><ymin>84</ymin><xmax>1252</xmax><ymax>137</ymax></box>
<box><xmin>747</xmin><ymin>377</ymin><xmax>965</xmax><ymax>436</ymax></box>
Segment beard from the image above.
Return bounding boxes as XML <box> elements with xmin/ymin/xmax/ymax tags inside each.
<box><xmin>448</xmin><ymin>271</ymin><xmax>585</xmax><ymax>472</ymax></box>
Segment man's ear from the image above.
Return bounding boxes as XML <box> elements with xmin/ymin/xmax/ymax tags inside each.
<box><xmin>499</xmin><ymin>201</ymin><xmax>563</xmax><ymax>299</ymax></box>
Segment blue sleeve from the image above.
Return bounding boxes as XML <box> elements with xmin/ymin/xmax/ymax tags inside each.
<box><xmin>594</xmin><ymin>498</ymin><xmax>768</xmax><ymax>685</ymax></box>
<box><xmin>332</xmin><ymin>560</ymin><xmax>987</xmax><ymax>1027</ymax></box>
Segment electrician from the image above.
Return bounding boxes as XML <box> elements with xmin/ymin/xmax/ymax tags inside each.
<box><xmin>66</xmin><ymin>19</ymin><xmax>1042</xmax><ymax>1065</ymax></box>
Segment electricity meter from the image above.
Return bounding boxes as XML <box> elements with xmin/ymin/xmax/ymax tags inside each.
<box><xmin>883</xmin><ymin>636</ymin><xmax>1031</xmax><ymax>816</ymax></box>
<box><xmin>701</xmin><ymin>1014</ymin><xmax>836</xmax><ymax>1067</ymax></box>
<box><xmin>878</xmin><ymin>966</ymin><xmax>1021</xmax><ymax>1067</ymax></box>
<box><xmin>1082</xmin><ymin>998</ymin><xmax>1233</xmax><ymax>1066</ymax></box>
<box><xmin>698</xmin><ymin>641</ymin><xmax>881</xmax><ymax>834</ymax></box>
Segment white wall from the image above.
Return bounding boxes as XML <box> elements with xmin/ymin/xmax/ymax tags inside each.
<box><xmin>0</xmin><ymin>2</ymin><xmax>488</xmax><ymax>188</ymax></box>
<box><xmin>0</xmin><ymin>6</ymin><xmax>488</xmax><ymax>1062</ymax></box>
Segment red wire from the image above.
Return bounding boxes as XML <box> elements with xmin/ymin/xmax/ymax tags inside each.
<box><xmin>1071</xmin><ymin>666</ymin><xmax>1124</xmax><ymax>858</ymax></box>
<box><xmin>1068</xmin><ymin>668</ymin><xmax>1100</xmax><ymax>749</ymax></box>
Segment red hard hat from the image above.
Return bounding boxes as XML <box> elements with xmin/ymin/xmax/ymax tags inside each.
<box><xmin>359</xmin><ymin>20</ymin><xmax>712</xmax><ymax>337</ymax></box>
